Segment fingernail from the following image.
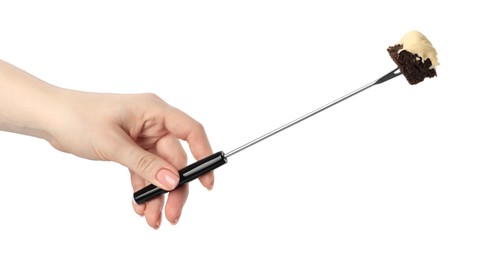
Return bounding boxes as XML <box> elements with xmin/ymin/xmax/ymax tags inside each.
<box><xmin>155</xmin><ymin>218</ymin><xmax>161</xmax><ymax>230</ymax></box>
<box><xmin>208</xmin><ymin>177</ymin><xmax>215</xmax><ymax>191</ymax></box>
<box><xmin>156</xmin><ymin>169</ymin><xmax>179</xmax><ymax>189</ymax></box>
<box><xmin>171</xmin><ymin>218</ymin><xmax>179</xmax><ymax>225</ymax></box>
<box><xmin>207</xmin><ymin>181</ymin><xmax>214</xmax><ymax>191</ymax></box>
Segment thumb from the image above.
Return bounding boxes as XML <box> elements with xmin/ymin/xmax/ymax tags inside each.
<box><xmin>111</xmin><ymin>137</ymin><xmax>180</xmax><ymax>191</ymax></box>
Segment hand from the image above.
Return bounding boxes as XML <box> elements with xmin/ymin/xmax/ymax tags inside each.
<box><xmin>0</xmin><ymin>60</ymin><xmax>203</xmax><ymax>229</ymax></box>
<box><xmin>46</xmin><ymin>90</ymin><xmax>214</xmax><ymax>229</ymax></box>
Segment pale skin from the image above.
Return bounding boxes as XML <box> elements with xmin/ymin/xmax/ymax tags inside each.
<box><xmin>0</xmin><ymin>59</ymin><xmax>214</xmax><ymax>229</ymax></box>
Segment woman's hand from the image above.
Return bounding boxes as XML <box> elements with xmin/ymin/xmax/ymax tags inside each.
<box><xmin>0</xmin><ymin>59</ymin><xmax>214</xmax><ymax>229</ymax></box>
<box><xmin>48</xmin><ymin>91</ymin><xmax>215</xmax><ymax>229</ymax></box>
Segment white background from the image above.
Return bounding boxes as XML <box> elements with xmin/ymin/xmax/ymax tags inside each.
<box><xmin>1</xmin><ymin>1</ymin><xmax>485</xmax><ymax>259</ymax></box>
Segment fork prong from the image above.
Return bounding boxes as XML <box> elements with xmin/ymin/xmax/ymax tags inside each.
<box><xmin>375</xmin><ymin>67</ymin><xmax>402</xmax><ymax>85</ymax></box>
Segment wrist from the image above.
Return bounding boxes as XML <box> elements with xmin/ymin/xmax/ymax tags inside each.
<box><xmin>24</xmin><ymin>83</ymin><xmax>64</xmax><ymax>142</ymax></box>
<box><xmin>0</xmin><ymin>83</ymin><xmax>61</xmax><ymax>142</ymax></box>
<box><xmin>0</xmin><ymin>59</ymin><xmax>61</xmax><ymax>141</ymax></box>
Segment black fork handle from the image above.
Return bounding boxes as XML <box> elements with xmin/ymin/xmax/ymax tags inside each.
<box><xmin>133</xmin><ymin>151</ymin><xmax>227</xmax><ymax>204</ymax></box>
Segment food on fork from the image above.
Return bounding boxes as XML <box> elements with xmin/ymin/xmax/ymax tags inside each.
<box><xmin>387</xmin><ymin>30</ymin><xmax>439</xmax><ymax>85</ymax></box>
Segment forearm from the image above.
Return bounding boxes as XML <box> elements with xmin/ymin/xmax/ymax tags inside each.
<box><xmin>0</xmin><ymin>59</ymin><xmax>58</xmax><ymax>140</ymax></box>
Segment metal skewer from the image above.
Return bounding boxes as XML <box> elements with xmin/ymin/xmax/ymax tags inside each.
<box><xmin>226</xmin><ymin>67</ymin><xmax>402</xmax><ymax>158</ymax></box>
<box><xmin>133</xmin><ymin>67</ymin><xmax>403</xmax><ymax>204</ymax></box>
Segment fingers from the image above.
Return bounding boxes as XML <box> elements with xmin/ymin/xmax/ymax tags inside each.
<box><xmin>163</xmin><ymin>106</ymin><xmax>213</xmax><ymax>160</ymax></box>
<box><xmin>117</xmin><ymin>96</ymin><xmax>216</xmax><ymax>228</ymax></box>
<box><xmin>144</xmin><ymin>192</ymin><xmax>165</xmax><ymax>229</ymax></box>
<box><xmin>199</xmin><ymin>171</ymin><xmax>215</xmax><ymax>191</ymax></box>
<box><xmin>110</xmin><ymin>128</ymin><xmax>180</xmax><ymax>191</ymax></box>
<box><xmin>130</xmin><ymin>135</ymin><xmax>189</xmax><ymax>227</ymax></box>
<box><xmin>130</xmin><ymin>171</ymin><xmax>146</xmax><ymax>216</ymax></box>
<box><xmin>131</xmin><ymin>170</ymin><xmax>165</xmax><ymax>229</ymax></box>
<box><xmin>165</xmin><ymin>184</ymin><xmax>189</xmax><ymax>225</ymax></box>
<box><xmin>131</xmin><ymin>170</ymin><xmax>166</xmax><ymax>229</ymax></box>
<box><xmin>163</xmin><ymin>106</ymin><xmax>215</xmax><ymax>189</ymax></box>
<box><xmin>155</xmin><ymin>135</ymin><xmax>189</xmax><ymax>224</ymax></box>
<box><xmin>155</xmin><ymin>134</ymin><xmax>187</xmax><ymax>171</ymax></box>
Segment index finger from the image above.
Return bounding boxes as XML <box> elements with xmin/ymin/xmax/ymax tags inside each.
<box><xmin>162</xmin><ymin>105</ymin><xmax>215</xmax><ymax>188</ymax></box>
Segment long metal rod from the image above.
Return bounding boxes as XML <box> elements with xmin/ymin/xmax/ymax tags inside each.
<box><xmin>225</xmin><ymin>68</ymin><xmax>401</xmax><ymax>158</ymax></box>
